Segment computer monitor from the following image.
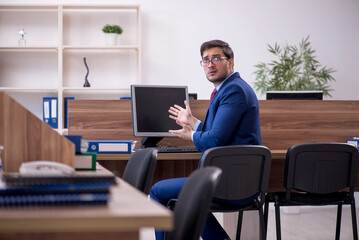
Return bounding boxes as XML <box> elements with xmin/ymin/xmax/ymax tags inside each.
<box><xmin>131</xmin><ymin>84</ymin><xmax>188</xmax><ymax>148</ymax></box>
<box><xmin>266</xmin><ymin>91</ymin><xmax>323</xmax><ymax>100</ymax></box>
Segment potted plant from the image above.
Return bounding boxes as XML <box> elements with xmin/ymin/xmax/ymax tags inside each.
<box><xmin>253</xmin><ymin>36</ymin><xmax>336</xmax><ymax>99</ymax></box>
<box><xmin>102</xmin><ymin>24</ymin><xmax>123</xmax><ymax>46</ymax></box>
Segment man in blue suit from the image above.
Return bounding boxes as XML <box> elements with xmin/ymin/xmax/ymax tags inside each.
<box><xmin>150</xmin><ymin>40</ymin><xmax>261</xmax><ymax>240</ymax></box>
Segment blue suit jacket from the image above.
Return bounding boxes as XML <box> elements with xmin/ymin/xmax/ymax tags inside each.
<box><xmin>193</xmin><ymin>72</ymin><xmax>261</xmax><ymax>152</ymax></box>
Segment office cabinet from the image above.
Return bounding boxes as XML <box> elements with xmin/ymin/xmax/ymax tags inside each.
<box><xmin>0</xmin><ymin>4</ymin><xmax>141</xmax><ymax>134</ymax></box>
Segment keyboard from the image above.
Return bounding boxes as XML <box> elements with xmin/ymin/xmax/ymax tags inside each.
<box><xmin>156</xmin><ymin>146</ymin><xmax>198</xmax><ymax>153</ymax></box>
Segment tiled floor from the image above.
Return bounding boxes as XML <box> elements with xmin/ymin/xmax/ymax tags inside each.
<box><xmin>265</xmin><ymin>205</ymin><xmax>358</xmax><ymax>240</ymax></box>
<box><xmin>141</xmin><ymin>205</ymin><xmax>359</xmax><ymax>240</ymax></box>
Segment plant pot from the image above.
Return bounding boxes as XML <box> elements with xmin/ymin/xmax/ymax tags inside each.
<box><xmin>104</xmin><ymin>33</ymin><xmax>119</xmax><ymax>46</ymax></box>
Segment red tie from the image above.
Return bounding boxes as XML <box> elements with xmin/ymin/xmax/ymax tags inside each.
<box><xmin>210</xmin><ymin>88</ymin><xmax>217</xmax><ymax>102</ymax></box>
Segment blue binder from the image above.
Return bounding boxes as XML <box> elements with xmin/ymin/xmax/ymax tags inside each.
<box><xmin>50</xmin><ymin>97</ymin><xmax>58</xmax><ymax>128</ymax></box>
<box><xmin>42</xmin><ymin>97</ymin><xmax>51</xmax><ymax>126</ymax></box>
<box><xmin>87</xmin><ymin>140</ymin><xmax>133</xmax><ymax>153</ymax></box>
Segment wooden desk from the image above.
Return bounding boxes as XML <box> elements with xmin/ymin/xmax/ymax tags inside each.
<box><xmin>0</xmin><ymin>167</ymin><xmax>173</xmax><ymax>240</ymax></box>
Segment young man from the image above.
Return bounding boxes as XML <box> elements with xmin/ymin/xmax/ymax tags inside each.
<box><xmin>150</xmin><ymin>40</ymin><xmax>261</xmax><ymax>240</ymax></box>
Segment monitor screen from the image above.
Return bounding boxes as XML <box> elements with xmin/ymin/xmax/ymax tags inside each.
<box><xmin>131</xmin><ymin>85</ymin><xmax>189</xmax><ymax>137</ymax></box>
<box><xmin>266</xmin><ymin>91</ymin><xmax>323</xmax><ymax>100</ymax></box>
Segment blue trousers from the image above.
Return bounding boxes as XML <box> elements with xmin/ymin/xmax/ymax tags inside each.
<box><xmin>150</xmin><ymin>177</ymin><xmax>258</xmax><ymax>240</ymax></box>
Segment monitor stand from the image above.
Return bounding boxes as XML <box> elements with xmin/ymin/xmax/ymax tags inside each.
<box><xmin>141</xmin><ymin>137</ymin><xmax>163</xmax><ymax>148</ymax></box>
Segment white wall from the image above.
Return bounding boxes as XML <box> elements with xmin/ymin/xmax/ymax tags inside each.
<box><xmin>2</xmin><ymin>0</ymin><xmax>359</xmax><ymax>100</ymax></box>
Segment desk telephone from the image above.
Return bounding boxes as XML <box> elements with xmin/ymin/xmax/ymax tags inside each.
<box><xmin>19</xmin><ymin>161</ymin><xmax>75</xmax><ymax>176</ymax></box>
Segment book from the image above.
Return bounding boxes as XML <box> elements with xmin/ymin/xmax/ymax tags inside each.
<box><xmin>87</xmin><ymin>140</ymin><xmax>135</xmax><ymax>154</ymax></box>
<box><xmin>2</xmin><ymin>173</ymin><xmax>116</xmax><ymax>187</ymax></box>
<box><xmin>0</xmin><ymin>192</ymin><xmax>109</xmax><ymax>206</ymax></box>
<box><xmin>0</xmin><ymin>173</ymin><xmax>114</xmax><ymax>207</ymax></box>
<box><xmin>0</xmin><ymin>181</ymin><xmax>112</xmax><ymax>195</ymax></box>
<box><xmin>75</xmin><ymin>152</ymin><xmax>97</xmax><ymax>171</ymax></box>
<box><xmin>65</xmin><ymin>135</ymin><xmax>89</xmax><ymax>153</ymax></box>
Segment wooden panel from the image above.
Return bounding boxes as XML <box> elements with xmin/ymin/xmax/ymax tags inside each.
<box><xmin>259</xmin><ymin>100</ymin><xmax>359</xmax><ymax>150</ymax></box>
<box><xmin>0</xmin><ymin>92</ymin><xmax>75</xmax><ymax>173</ymax></box>
<box><xmin>69</xmin><ymin>99</ymin><xmax>359</xmax><ymax>150</ymax></box>
<box><xmin>68</xmin><ymin>100</ymin><xmax>209</xmax><ymax>148</ymax></box>
<box><xmin>68</xmin><ymin>99</ymin><xmax>359</xmax><ymax>190</ymax></box>
<box><xmin>99</xmin><ymin>159</ymin><xmax>199</xmax><ymax>185</ymax></box>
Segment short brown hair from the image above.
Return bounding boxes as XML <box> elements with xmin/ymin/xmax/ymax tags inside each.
<box><xmin>200</xmin><ymin>40</ymin><xmax>234</xmax><ymax>59</ymax></box>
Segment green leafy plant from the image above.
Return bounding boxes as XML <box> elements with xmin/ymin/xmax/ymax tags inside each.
<box><xmin>253</xmin><ymin>36</ymin><xmax>336</xmax><ymax>97</ymax></box>
<box><xmin>102</xmin><ymin>24</ymin><xmax>123</xmax><ymax>34</ymax></box>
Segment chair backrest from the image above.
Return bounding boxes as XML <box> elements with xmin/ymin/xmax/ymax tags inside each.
<box><xmin>165</xmin><ymin>167</ymin><xmax>222</xmax><ymax>240</ymax></box>
<box><xmin>199</xmin><ymin>145</ymin><xmax>272</xmax><ymax>201</ymax></box>
<box><xmin>122</xmin><ymin>148</ymin><xmax>158</xmax><ymax>195</ymax></box>
<box><xmin>284</xmin><ymin>143</ymin><xmax>358</xmax><ymax>196</ymax></box>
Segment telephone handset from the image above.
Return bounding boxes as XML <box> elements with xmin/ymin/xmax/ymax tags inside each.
<box><xmin>19</xmin><ymin>161</ymin><xmax>75</xmax><ymax>176</ymax></box>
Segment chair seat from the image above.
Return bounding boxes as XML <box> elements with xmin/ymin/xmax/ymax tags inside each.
<box><xmin>268</xmin><ymin>191</ymin><xmax>352</xmax><ymax>206</ymax></box>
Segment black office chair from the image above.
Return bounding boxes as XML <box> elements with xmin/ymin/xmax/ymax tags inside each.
<box><xmin>199</xmin><ymin>145</ymin><xmax>272</xmax><ymax>240</ymax></box>
<box><xmin>164</xmin><ymin>166</ymin><xmax>222</xmax><ymax>240</ymax></box>
<box><xmin>122</xmin><ymin>148</ymin><xmax>158</xmax><ymax>195</ymax></box>
<box><xmin>264</xmin><ymin>143</ymin><xmax>358</xmax><ymax>240</ymax></box>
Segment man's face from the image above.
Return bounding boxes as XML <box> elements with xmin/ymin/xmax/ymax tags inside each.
<box><xmin>202</xmin><ymin>47</ymin><xmax>233</xmax><ymax>86</ymax></box>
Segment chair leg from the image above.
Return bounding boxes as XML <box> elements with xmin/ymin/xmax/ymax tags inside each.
<box><xmin>335</xmin><ymin>203</ymin><xmax>342</xmax><ymax>240</ymax></box>
<box><xmin>259</xmin><ymin>207</ymin><xmax>266</xmax><ymax>240</ymax></box>
<box><xmin>236</xmin><ymin>211</ymin><xmax>243</xmax><ymax>240</ymax></box>
<box><xmin>274</xmin><ymin>195</ymin><xmax>282</xmax><ymax>240</ymax></box>
<box><xmin>264</xmin><ymin>200</ymin><xmax>269</xmax><ymax>240</ymax></box>
<box><xmin>351</xmin><ymin>200</ymin><xmax>358</xmax><ymax>240</ymax></box>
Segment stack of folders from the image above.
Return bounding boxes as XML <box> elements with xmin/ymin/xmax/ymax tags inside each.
<box><xmin>0</xmin><ymin>173</ymin><xmax>116</xmax><ymax>207</ymax></box>
<box><xmin>65</xmin><ymin>135</ymin><xmax>136</xmax><ymax>170</ymax></box>
<box><xmin>65</xmin><ymin>135</ymin><xmax>95</xmax><ymax>171</ymax></box>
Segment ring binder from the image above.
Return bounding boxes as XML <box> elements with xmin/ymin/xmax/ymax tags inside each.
<box><xmin>42</xmin><ymin>97</ymin><xmax>51</xmax><ymax>125</ymax></box>
<box><xmin>50</xmin><ymin>97</ymin><xmax>58</xmax><ymax>128</ymax></box>
<box><xmin>87</xmin><ymin>140</ymin><xmax>134</xmax><ymax>154</ymax></box>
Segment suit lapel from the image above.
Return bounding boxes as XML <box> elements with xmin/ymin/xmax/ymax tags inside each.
<box><xmin>201</xmin><ymin>72</ymin><xmax>239</xmax><ymax>130</ymax></box>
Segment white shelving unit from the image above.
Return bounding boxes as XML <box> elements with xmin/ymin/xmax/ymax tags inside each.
<box><xmin>0</xmin><ymin>4</ymin><xmax>141</xmax><ymax>134</ymax></box>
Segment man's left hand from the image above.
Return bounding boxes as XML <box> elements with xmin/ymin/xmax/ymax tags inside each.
<box><xmin>169</xmin><ymin>120</ymin><xmax>193</xmax><ymax>140</ymax></box>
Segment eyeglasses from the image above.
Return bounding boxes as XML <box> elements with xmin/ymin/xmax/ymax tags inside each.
<box><xmin>200</xmin><ymin>57</ymin><xmax>228</xmax><ymax>67</ymax></box>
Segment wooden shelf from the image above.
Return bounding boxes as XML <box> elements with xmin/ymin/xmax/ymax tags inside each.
<box><xmin>62</xmin><ymin>87</ymin><xmax>130</xmax><ymax>91</ymax></box>
<box><xmin>63</xmin><ymin>45</ymin><xmax>139</xmax><ymax>50</ymax></box>
<box><xmin>0</xmin><ymin>87</ymin><xmax>58</xmax><ymax>92</ymax></box>
<box><xmin>0</xmin><ymin>46</ymin><xmax>58</xmax><ymax>50</ymax></box>
<box><xmin>0</xmin><ymin>5</ymin><xmax>58</xmax><ymax>10</ymax></box>
<box><xmin>0</xmin><ymin>4</ymin><xmax>141</xmax><ymax>133</ymax></box>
